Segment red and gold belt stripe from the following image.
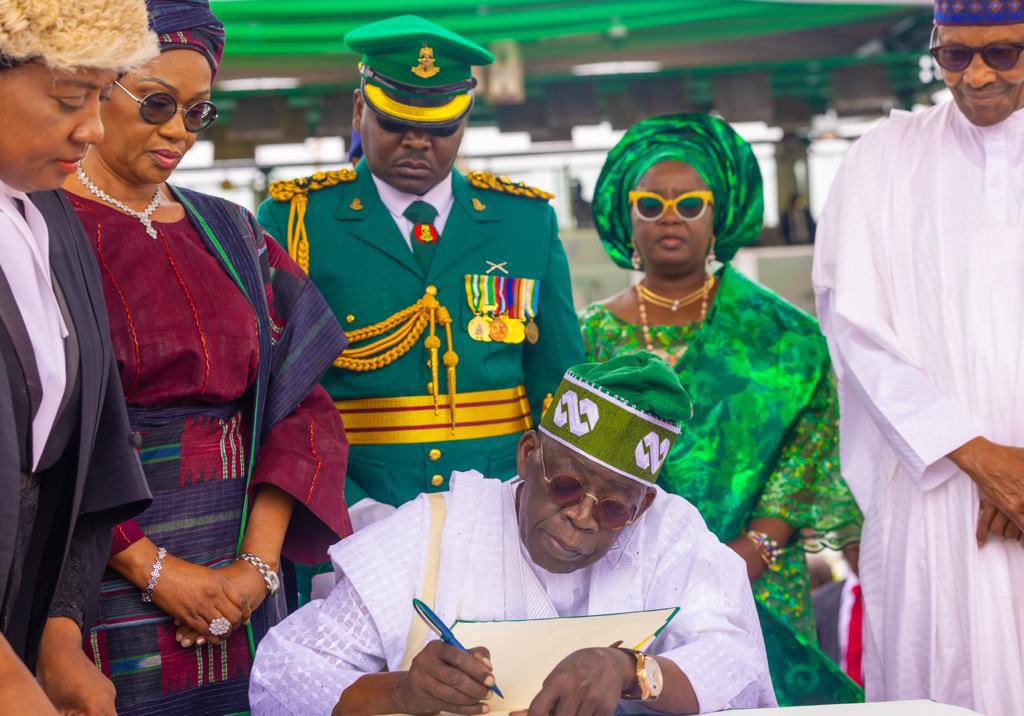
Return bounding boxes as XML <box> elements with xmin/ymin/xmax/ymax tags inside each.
<box><xmin>336</xmin><ymin>385</ymin><xmax>532</xmax><ymax>445</ymax></box>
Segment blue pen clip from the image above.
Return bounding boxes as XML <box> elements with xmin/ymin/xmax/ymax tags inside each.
<box><xmin>412</xmin><ymin>598</ymin><xmax>504</xmax><ymax>699</ymax></box>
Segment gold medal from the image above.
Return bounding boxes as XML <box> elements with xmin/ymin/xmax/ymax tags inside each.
<box><xmin>468</xmin><ymin>315</ymin><xmax>492</xmax><ymax>342</ymax></box>
<box><xmin>525</xmin><ymin>319</ymin><xmax>539</xmax><ymax>344</ymax></box>
<box><xmin>503</xmin><ymin>316</ymin><xmax>526</xmax><ymax>344</ymax></box>
<box><xmin>489</xmin><ymin>316</ymin><xmax>509</xmax><ymax>342</ymax></box>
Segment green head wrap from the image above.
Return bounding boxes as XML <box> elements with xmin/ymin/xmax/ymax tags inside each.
<box><xmin>593</xmin><ymin>113</ymin><xmax>764</xmax><ymax>267</ymax></box>
<box><xmin>540</xmin><ymin>352</ymin><xmax>692</xmax><ymax>484</ymax></box>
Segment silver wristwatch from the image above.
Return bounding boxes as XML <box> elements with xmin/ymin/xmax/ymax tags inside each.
<box><xmin>239</xmin><ymin>553</ymin><xmax>280</xmax><ymax>596</ymax></box>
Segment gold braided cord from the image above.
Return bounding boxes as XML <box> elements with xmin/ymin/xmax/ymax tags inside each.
<box><xmin>334</xmin><ymin>290</ymin><xmax>461</xmax><ymax>430</ymax></box>
<box><xmin>269</xmin><ymin>168</ymin><xmax>358</xmax><ymax>275</ymax></box>
<box><xmin>466</xmin><ymin>171</ymin><xmax>555</xmax><ymax>201</ymax></box>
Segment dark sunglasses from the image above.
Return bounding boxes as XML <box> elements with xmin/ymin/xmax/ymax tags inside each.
<box><xmin>930</xmin><ymin>42</ymin><xmax>1024</xmax><ymax>73</ymax></box>
<box><xmin>115</xmin><ymin>82</ymin><xmax>218</xmax><ymax>133</ymax></box>
<box><xmin>376</xmin><ymin>113</ymin><xmax>461</xmax><ymax>138</ymax></box>
<box><xmin>539</xmin><ymin>445</ymin><xmax>638</xmax><ymax>531</ymax></box>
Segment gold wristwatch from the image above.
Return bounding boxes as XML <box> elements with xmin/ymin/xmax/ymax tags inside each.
<box><xmin>620</xmin><ymin>649</ymin><xmax>664</xmax><ymax>702</ymax></box>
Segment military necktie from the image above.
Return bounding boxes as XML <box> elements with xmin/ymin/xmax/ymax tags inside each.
<box><xmin>403</xmin><ymin>200</ymin><xmax>440</xmax><ymax>273</ymax></box>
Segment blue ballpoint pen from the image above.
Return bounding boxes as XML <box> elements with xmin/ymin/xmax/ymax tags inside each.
<box><xmin>412</xmin><ymin>598</ymin><xmax>505</xmax><ymax>699</ymax></box>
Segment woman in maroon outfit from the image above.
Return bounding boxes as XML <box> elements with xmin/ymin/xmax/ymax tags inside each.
<box><xmin>61</xmin><ymin>2</ymin><xmax>352</xmax><ymax>713</ymax></box>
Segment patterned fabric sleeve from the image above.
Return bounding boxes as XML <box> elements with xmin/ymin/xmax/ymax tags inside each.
<box><xmin>578</xmin><ymin>303</ymin><xmax>603</xmax><ymax>362</ymax></box>
<box><xmin>249</xmin><ymin>571</ymin><xmax>386</xmax><ymax>715</ymax></box>
<box><xmin>251</xmin><ymin>385</ymin><xmax>351</xmax><ymax>566</ymax></box>
<box><xmin>750</xmin><ymin>372</ymin><xmax>862</xmax><ymax>551</ymax></box>
<box><xmin>48</xmin><ymin>541</ymin><xmax>92</xmax><ymax>628</ymax></box>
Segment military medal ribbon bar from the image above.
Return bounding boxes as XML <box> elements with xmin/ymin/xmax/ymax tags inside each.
<box><xmin>464</xmin><ymin>274</ymin><xmax>540</xmax><ymax>344</ymax></box>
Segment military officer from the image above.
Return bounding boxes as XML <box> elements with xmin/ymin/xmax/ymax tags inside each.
<box><xmin>258</xmin><ymin>15</ymin><xmax>584</xmax><ymax>523</ymax></box>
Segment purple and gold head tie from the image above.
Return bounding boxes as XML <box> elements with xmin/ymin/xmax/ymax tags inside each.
<box><xmin>935</xmin><ymin>0</ymin><xmax>1024</xmax><ymax>26</ymax></box>
<box><xmin>147</xmin><ymin>0</ymin><xmax>226</xmax><ymax>74</ymax></box>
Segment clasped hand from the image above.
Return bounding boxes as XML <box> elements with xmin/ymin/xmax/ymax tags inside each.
<box><xmin>150</xmin><ymin>556</ymin><xmax>268</xmax><ymax>647</ymax></box>
<box><xmin>952</xmin><ymin>438</ymin><xmax>1024</xmax><ymax>545</ymax></box>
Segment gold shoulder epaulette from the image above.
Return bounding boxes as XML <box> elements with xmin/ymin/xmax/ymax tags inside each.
<box><xmin>269</xmin><ymin>168</ymin><xmax>357</xmax><ymax>274</ymax></box>
<box><xmin>466</xmin><ymin>171</ymin><xmax>554</xmax><ymax>201</ymax></box>
<box><xmin>268</xmin><ymin>168</ymin><xmax>357</xmax><ymax>202</ymax></box>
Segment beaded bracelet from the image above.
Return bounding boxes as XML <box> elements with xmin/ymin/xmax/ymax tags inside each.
<box><xmin>141</xmin><ymin>547</ymin><xmax>167</xmax><ymax>603</ymax></box>
<box><xmin>744</xmin><ymin>530</ymin><xmax>781</xmax><ymax>567</ymax></box>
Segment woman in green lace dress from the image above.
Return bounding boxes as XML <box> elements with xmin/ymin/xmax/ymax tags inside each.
<box><xmin>582</xmin><ymin>113</ymin><xmax>862</xmax><ymax>706</ymax></box>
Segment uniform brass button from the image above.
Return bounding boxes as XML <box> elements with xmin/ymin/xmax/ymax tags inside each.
<box><xmin>431</xmin><ymin>474</ymin><xmax>444</xmax><ymax>487</ymax></box>
<box><xmin>346</xmin><ymin>314</ymin><xmax>355</xmax><ymax>324</ymax></box>
<box><xmin>428</xmin><ymin>448</ymin><xmax>442</xmax><ymax>461</ymax></box>
<box><xmin>427</xmin><ymin>382</ymin><xmax>434</xmax><ymax>393</ymax></box>
<box><xmin>426</xmin><ymin>285</ymin><xmax>438</xmax><ymax>296</ymax></box>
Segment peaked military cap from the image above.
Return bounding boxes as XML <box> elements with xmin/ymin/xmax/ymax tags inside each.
<box><xmin>345</xmin><ymin>15</ymin><xmax>495</xmax><ymax>128</ymax></box>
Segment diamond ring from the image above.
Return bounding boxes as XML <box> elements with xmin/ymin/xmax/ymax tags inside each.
<box><xmin>208</xmin><ymin>617</ymin><xmax>231</xmax><ymax>636</ymax></box>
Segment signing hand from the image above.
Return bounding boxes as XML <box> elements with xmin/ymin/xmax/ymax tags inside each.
<box><xmin>174</xmin><ymin>560</ymin><xmax>268</xmax><ymax>647</ymax></box>
<box><xmin>952</xmin><ymin>438</ymin><xmax>1024</xmax><ymax>532</ymax></box>
<box><xmin>393</xmin><ymin>640</ymin><xmax>494</xmax><ymax>715</ymax></box>
<box><xmin>512</xmin><ymin>647</ymin><xmax>634</xmax><ymax>716</ymax></box>
<box><xmin>150</xmin><ymin>555</ymin><xmax>251</xmax><ymax>647</ymax></box>
<box><xmin>976</xmin><ymin>499</ymin><xmax>1024</xmax><ymax>546</ymax></box>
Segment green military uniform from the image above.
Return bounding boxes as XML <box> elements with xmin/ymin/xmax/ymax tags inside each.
<box><xmin>257</xmin><ymin>16</ymin><xmax>583</xmax><ymax>508</ymax></box>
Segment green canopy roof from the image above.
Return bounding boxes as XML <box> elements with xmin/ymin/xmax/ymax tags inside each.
<box><xmin>211</xmin><ymin>0</ymin><xmax>919</xmax><ymax>60</ymax></box>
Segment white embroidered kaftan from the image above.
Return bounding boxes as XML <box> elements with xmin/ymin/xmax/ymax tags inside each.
<box><xmin>249</xmin><ymin>472</ymin><xmax>775</xmax><ymax>714</ymax></box>
<box><xmin>813</xmin><ymin>101</ymin><xmax>1024</xmax><ymax>714</ymax></box>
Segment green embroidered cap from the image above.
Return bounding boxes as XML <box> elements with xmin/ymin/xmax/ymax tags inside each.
<box><xmin>344</xmin><ymin>15</ymin><xmax>494</xmax><ymax>127</ymax></box>
<box><xmin>539</xmin><ymin>352</ymin><xmax>692</xmax><ymax>484</ymax></box>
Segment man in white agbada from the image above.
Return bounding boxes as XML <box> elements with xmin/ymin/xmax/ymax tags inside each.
<box><xmin>250</xmin><ymin>353</ymin><xmax>775</xmax><ymax>715</ymax></box>
<box><xmin>813</xmin><ymin>3</ymin><xmax>1024</xmax><ymax>714</ymax></box>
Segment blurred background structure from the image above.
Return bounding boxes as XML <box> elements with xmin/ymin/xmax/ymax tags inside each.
<box><xmin>178</xmin><ymin>0</ymin><xmax>938</xmax><ymax>311</ymax></box>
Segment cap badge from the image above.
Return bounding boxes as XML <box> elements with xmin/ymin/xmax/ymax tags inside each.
<box><xmin>412</xmin><ymin>45</ymin><xmax>441</xmax><ymax>79</ymax></box>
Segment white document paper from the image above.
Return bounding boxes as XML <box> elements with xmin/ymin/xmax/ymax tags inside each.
<box><xmin>449</xmin><ymin>607</ymin><xmax>679</xmax><ymax>713</ymax></box>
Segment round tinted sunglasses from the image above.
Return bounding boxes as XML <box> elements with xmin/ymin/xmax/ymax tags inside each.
<box><xmin>539</xmin><ymin>445</ymin><xmax>638</xmax><ymax>531</ymax></box>
<box><xmin>629</xmin><ymin>190</ymin><xmax>714</xmax><ymax>223</ymax></box>
<box><xmin>115</xmin><ymin>82</ymin><xmax>218</xmax><ymax>133</ymax></box>
<box><xmin>930</xmin><ymin>42</ymin><xmax>1024</xmax><ymax>73</ymax></box>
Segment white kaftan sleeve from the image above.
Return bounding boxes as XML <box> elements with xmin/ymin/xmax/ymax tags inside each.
<box><xmin>648</xmin><ymin>534</ymin><xmax>776</xmax><ymax>712</ymax></box>
<box><xmin>812</xmin><ymin>126</ymin><xmax>979</xmax><ymax>492</ymax></box>
<box><xmin>249</xmin><ymin>575</ymin><xmax>387</xmax><ymax>715</ymax></box>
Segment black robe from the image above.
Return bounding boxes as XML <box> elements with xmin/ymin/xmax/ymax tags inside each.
<box><xmin>0</xmin><ymin>189</ymin><xmax>151</xmax><ymax>668</ymax></box>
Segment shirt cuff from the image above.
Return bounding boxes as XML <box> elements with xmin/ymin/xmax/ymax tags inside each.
<box><xmin>348</xmin><ymin>497</ymin><xmax>398</xmax><ymax>532</ymax></box>
<box><xmin>893</xmin><ymin>397</ymin><xmax>979</xmax><ymax>491</ymax></box>
<box><xmin>110</xmin><ymin>519</ymin><xmax>145</xmax><ymax>556</ymax></box>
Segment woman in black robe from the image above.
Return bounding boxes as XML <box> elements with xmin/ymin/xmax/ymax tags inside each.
<box><xmin>0</xmin><ymin>1</ymin><xmax>157</xmax><ymax>712</ymax></box>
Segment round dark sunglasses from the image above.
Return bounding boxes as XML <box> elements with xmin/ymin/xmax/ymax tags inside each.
<box><xmin>115</xmin><ymin>82</ymin><xmax>218</xmax><ymax>133</ymax></box>
<box><xmin>539</xmin><ymin>444</ymin><xmax>638</xmax><ymax>531</ymax></box>
<box><xmin>930</xmin><ymin>42</ymin><xmax>1024</xmax><ymax>73</ymax></box>
<box><xmin>375</xmin><ymin>112</ymin><xmax>460</xmax><ymax>138</ymax></box>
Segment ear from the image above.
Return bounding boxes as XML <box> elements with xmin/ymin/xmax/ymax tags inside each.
<box><xmin>635</xmin><ymin>487</ymin><xmax>657</xmax><ymax>518</ymax></box>
<box><xmin>352</xmin><ymin>89</ymin><xmax>364</xmax><ymax>134</ymax></box>
<box><xmin>516</xmin><ymin>430</ymin><xmax>541</xmax><ymax>481</ymax></box>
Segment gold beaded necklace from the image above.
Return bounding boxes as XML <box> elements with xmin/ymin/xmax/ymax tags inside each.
<box><xmin>637</xmin><ymin>281</ymin><xmax>707</xmax><ymax>312</ymax></box>
<box><xmin>636</xmin><ymin>275</ymin><xmax>715</xmax><ymax>362</ymax></box>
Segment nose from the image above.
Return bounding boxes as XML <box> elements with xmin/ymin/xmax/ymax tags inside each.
<box><xmin>159</xmin><ymin>110</ymin><xmax>189</xmax><ymax>140</ymax></box>
<box><xmin>562</xmin><ymin>495</ymin><xmax>600</xmax><ymax>532</ymax></box>
<box><xmin>963</xmin><ymin>52</ymin><xmax>998</xmax><ymax>88</ymax></box>
<box><xmin>659</xmin><ymin>204</ymin><xmax>684</xmax><ymax>225</ymax></box>
<box><xmin>73</xmin><ymin>98</ymin><xmax>106</xmax><ymax>146</ymax></box>
<box><xmin>401</xmin><ymin>128</ymin><xmax>432</xmax><ymax>149</ymax></box>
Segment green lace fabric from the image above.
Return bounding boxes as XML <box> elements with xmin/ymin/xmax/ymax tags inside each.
<box><xmin>579</xmin><ymin>265</ymin><xmax>863</xmax><ymax>706</ymax></box>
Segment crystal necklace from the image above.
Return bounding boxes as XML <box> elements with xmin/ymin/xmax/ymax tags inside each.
<box><xmin>76</xmin><ymin>164</ymin><xmax>161</xmax><ymax>239</ymax></box>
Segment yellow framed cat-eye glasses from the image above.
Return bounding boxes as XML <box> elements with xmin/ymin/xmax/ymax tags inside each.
<box><xmin>628</xmin><ymin>190</ymin><xmax>714</xmax><ymax>222</ymax></box>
